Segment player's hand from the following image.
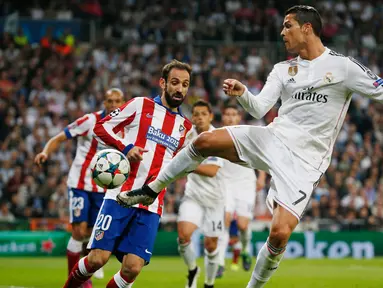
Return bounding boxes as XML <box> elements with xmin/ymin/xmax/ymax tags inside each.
<box><xmin>223</xmin><ymin>79</ymin><xmax>246</xmax><ymax>97</ymax></box>
<box><xmin>34</xmin><ymin>152</ymin><xmax>48</xmax><ymax>167</ymax></box>
<box><xmin>127</xmin><ymin>146</ymin><xmax>148</xmax><ymax>162</ymax></box>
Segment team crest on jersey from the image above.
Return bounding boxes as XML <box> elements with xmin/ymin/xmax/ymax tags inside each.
<box><xmin>288</xmin><ymin>66</ymin><xmax>298</xmax><ymax>76</ymax></box>
<box><xmin>74</xmin><ymin>208</ymin><xmax>81</xmax><ymax>217</ymax></box>
<box><xmin>179</xmin><ymin>124</ymin><xmax>186</xmax><ymax>137</ymax></box>
<box><xmin>323</xmin><ymin>72</ymin><xmax>334</xmax><ymax>84</ymax></box>
<box><xmin>373</xmin><ymin>78</ymin><xmax>383</xmax><ymax>88</ymax></box>
<box><xmin>95</xmin><ymin>230</ymin><xmax>104</xmax><ymax>241</ymax></box>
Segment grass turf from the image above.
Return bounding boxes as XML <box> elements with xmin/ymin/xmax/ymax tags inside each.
<box><xmin>0</xmin><ymin>256</ymin><xmax>382</xmax><ymax>287</ymax></box>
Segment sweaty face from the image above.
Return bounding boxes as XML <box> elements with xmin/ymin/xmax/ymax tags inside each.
<box><xmin>162</xmin><ymin>68</ymin><xmax>190</xmax><ymax>108</ymax></box>
<box><xmin>104</xmin><ymin>91</ymin><xmax>125</xmax><ymax>114</ymax></box>
<box><xmin>281</xmin><ymin>14</ymin><xmax>307</xmax><ymax>54</ymax></box>
<box><xmin>192</xmin><ymin>106</ymin><xmax>213</xmax><ymax>132</ymax></box>
<box><xmin>222</xmin><ymin>108</ymin><xmax>241</xmax><ymax>126</ymax></box>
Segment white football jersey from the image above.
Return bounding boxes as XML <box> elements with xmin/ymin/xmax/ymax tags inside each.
<box><xmin>220</xmin><ymin>160</ymin><xmax>256</xmax><ymax>193</ymax></box>
<box><xmin>238</xmin><ymin>47</ymin><xmax>383</xmax><ymax>173</ymax></box>
<box><xmin>184</xmin><ymin>125</ymin><xmax>225</xmax><ymax>208</ymax></box>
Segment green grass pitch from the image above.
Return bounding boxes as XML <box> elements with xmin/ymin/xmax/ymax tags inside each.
<box><xmin>0</xmin><ymin>257</ymin><xmax>382</xmax><ymax>287</ymax></box>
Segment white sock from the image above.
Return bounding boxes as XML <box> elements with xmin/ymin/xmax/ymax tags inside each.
<box><xmin>113</xmin><ymin>270</ymin><xmax>134</xmax><ymax>287</ymax></box>
<box><xmin>240</xmin><ymin>228</ymin><xmax>251</xmax><ymax>254</ymax></box>
<box><xmin>67</xmin><ymin>237</ymin><xmax>82</xmax><ymax>253</ymax></box>
<box><xmin>218</xmin><ymin>228</ymin><xmax>230</xmax><ymax>266</ymax></box>
<box><xmin>204</xmin><ymin>248</ymin><xmax>220</xmax><ymax>285</ymax></box>
<box><xmin>246</xmin><ymin>241</ymin><xmax>285</xmax><ymax>288</ymax></box>
<box><xmin>148</xmin><ymin>144</ymin><xmax>204</xmax><ymax>193</ymax></box>
<box><xmin>233</xmin><ymin>241</ymin><xmax>242</xmax><ymax>250</ymax></box>
<box><xmin>178</xmin><ymin>239</ymin><xmax>197</xmax><ymax>271</ymax></box>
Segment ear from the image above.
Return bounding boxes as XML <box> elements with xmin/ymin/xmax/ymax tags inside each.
<box><xmin>159</xmin><ymin>78</ymin><xmax>166</xmax><ymax>90</ymax></box>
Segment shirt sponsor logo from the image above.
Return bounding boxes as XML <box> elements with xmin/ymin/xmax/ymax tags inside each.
<box><xmin>146</xmin><ymin>126</ymin><xmax>179</xmax><ymax>151</ymax></box>
<box><xmin>292</xmin><ymin>87</ymin><xmax>328</xmax><ymax>103</ymax></box>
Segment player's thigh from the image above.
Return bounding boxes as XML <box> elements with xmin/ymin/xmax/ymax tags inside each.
<box><xmin>202</xmin><ymin>204</ymin><xmax>225</xmax><ymax>238</ymax></box>
<box><xmin>68</xmin><ymin>188</ymin><xmax>91</xmax><ymax>225</ymax></box>
<box><xmin>177</xmin><ymin>197</ymin><xmax>204</xmax><ymax>229</ymax></box>
<box><xmin>267</xmin><ymin>150</ymin><xmax>323</xmax><ymax>221</ymax></box>
<box><xmin>71</xmin><ymin>221</ymin><xmax>88</xmax><ymax>240</ymax></box>
<box><xmin>224</xmin><ymin>125</ymin><xmax>274</xmax><ymax>170</ymax></box>
<box><xmin>224</xmin><ymin>211</ymin><xmax>232</xmax><ymax>228</ymax></box>
<box><xmin>116</xmin><ymin>209</ymin><xmax>160</xmax><ymax>265</ymax></box>
<box><xmin>88</xmin><ymin>192</ymin><xmax>106</xmax><ymax>227</ymax></box>
<box><xmin>195</xmin><ymin>128</ymin><xmax>241</xmax><ymax>163</ymax></box>
<box><xmin>87</xmin><ymin>199</ymin><xmax>135</xmax><ymax>252</ymax></box>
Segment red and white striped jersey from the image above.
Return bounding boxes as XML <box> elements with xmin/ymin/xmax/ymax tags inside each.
<box><xmin>64</xmin><ymin>110</ymin><xmax>108</xmax><ymax>193</ymax></box>
<box><xmin>93</xmin><ymin>96</ymin><xmax>192</xmax><ymax>216</ymax></box>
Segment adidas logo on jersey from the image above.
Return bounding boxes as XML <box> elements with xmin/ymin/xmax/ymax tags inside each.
<box><xmin>287</xmin><ymin>78</ymin><xmax>296</xmax><ymax>84</ymax></box>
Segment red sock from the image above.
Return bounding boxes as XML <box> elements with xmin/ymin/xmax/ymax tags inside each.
<box><xmin>63</xmin><ymin>257</ymin><xmax>97</xmax><ymax>288</ymax></box>
<box><xmin>233</xmin><ymin>249</ymin><xmax>241</xmax><ymax>264</ymax></box>
<box><xmin>67</xmin><ymin>250</ymin><xmax>81</xmax><ymax>275</ymax></box>
<box><xmin>106</xmin><ymin>270</ymin><xmax>134</xmax><ymax>288</ymax></box>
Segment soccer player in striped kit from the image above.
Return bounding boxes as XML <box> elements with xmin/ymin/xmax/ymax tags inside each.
<box><xmin>62</xmin><ymin>60</ymin><xmax>193</xmax><ymax>288</ymax></box>
<box><xmin>35</xmin><ymin>88</ymin><xmax>125</xmax><ymax>285</ymax></box>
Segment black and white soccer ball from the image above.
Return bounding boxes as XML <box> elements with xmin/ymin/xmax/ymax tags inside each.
<box><xmin>91</xmin><ymin>149</ymin><xmax>130</xmax><ymax>189</ymax></box>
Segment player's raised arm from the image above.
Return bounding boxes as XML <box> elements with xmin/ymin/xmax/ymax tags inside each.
<box><xmin>93</xmin><ymin>98</ymin><xmax>147</xmax><ymax>162</ymax></box>
<box><xmin>223</xmin><ymin>66</ymin><xmax>282</xmax><ymax>119</ymax></box>
<box><xmin>34</xmin><ymin>114</ymin><xmax>93</xmax><ymax>166</ymax></box>
<box><xmin>345</xmin><ymin>57</ymin><xmax>383</xmax><ymax>102</ymax></box>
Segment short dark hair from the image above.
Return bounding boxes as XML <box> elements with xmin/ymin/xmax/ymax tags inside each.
<box><xmin>223</xmin><ymin>103</ymin><xmax>240</xmax><ymax>113</ymax></box>
<box><xmin>161</xmin><ymin>59</ymin><xmax>192</xmax><ymax>81</ymax></box>
<box><xmin>285</xmin><ymin>5</ymin><xmax>322</xmax><ymax>37</ymax></box>
<box><xmin>192</xmin><ymin>100</ymin><xmax>212</xmax><ymax>113</ymax></box>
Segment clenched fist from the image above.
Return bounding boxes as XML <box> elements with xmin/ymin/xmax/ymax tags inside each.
<box><xmin>223</xmin><ymin>79</ymin><xmax>246</xmax><ymax>97</ymax></box>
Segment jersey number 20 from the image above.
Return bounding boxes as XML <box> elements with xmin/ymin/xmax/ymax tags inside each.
<box><xmin>95</xmin><ymin>214</ymin><xmax>112</xmax><ymax>231</ymax></box>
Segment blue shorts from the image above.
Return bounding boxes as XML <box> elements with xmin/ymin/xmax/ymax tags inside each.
<box><xmin>88</xmin><ymin>199</ymin><xmax>160</xmax><ymax>264</ymax></box>
<box><xmin>68</xmin><ymin>188</ymin><xmax>105</xmax><ymax>226</ymax></box>
<box><xmin>229</xmin><ymin>220</ymin><xmax>239</xmax><ymax>237</ymax></box>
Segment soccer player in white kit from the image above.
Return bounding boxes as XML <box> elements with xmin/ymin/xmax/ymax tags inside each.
<box><xmin>177</xmin><ymin>100</ymin><xmax>225</xmax><ymax>288</ymax></box>
<box><xmin>118</xmin><ymin>5</ymin><xmax>383</xmax><ymax>287</ymax></box>
<box><xmin>217</xmin><ymin>104</ymin><xmax>266</xmax><ymax>276</ymax></box>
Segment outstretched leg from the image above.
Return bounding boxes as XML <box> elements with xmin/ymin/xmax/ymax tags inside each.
<box><xmin>117</xmin><ymin>128</ymin><xmax>241</xmax><ymax>207</ymax></box>
<box><xmin>246</xmin><ymin>204</ymin><xmax>298</xmax><ymax>287</ymax></box>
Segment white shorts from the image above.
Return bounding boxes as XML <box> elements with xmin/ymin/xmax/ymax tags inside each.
<box><xmin>224</xmin><ymin>183</ymin><xmax>256</xmax><ymax>219</ymax></box>
<box><xmin>178</xmin><ymin>197</ymin><xmax>224</xmax><ymax>237</ymax></box>
<box><xmin>226</xmin><ymin>125</ymin><xmax>323</xmax><ymax>220</ymax></box>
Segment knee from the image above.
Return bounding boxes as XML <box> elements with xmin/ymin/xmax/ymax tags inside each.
<box><xmin>237</xmin><ymin>222</ymin><xmax>248</xmax><ymax>232</ymax></box>
<box><xmin>194</xmin><ymin>132</ymin><xmax>215</xmax><ymax>156</ymax></box>
<box><xmin>72</xmin><ymin>225</ymin><xmax>88</xmax><ymax>241</ymax></box>
<box><xmin>177</xmin><ymin>230</ymin><xmax>192</xmax><ymax>245</ymax></box>
<box><xmin>87</xmin><ymin>250</ymin><xmax>109</xmax><ymax>270</ymax></box>
<box><xmin>204</xmin><ymin>238</ymin><xmax>218</xmax><ymax>253</ymax></box>
<box><xmin>269</xmin><ymin>224</ymin><xmax>293</xmax><ymax>247</ymax></box>
<box><xmin>121</xmin><ymin>260</ymin><xmax>143</xmax><ymax>277</ymax></box>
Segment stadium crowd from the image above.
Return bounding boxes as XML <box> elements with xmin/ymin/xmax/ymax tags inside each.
<box><xmin>0</xmin><ymin>0</ymin><xmax>382</xmax><ymax>231</ymax></box>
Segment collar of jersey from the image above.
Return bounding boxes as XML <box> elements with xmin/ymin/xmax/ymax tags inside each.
<box><xmin>101</xmin><ymin>110</ymin><xmax>106</xmax><ymax>118</ymax></box>
<box><xmin>297</xmin><ymin>47</ymin><xmax>329</xmax><ymax>64</ymax></box>
<box><xmin>153</xmin><ymin>95</ymin><xmax>184</xmax><ymax>116</ymax></box>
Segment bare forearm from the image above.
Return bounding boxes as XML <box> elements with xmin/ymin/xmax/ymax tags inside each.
<box><xmin>42</xmin><ymin>132</ymin><xmax>67</xmax><ymax>156</ymax></box>
<box><xmin>193</xmin><ymin>164</ymin><xmax>220</xmax><ymax>177</ymax></box>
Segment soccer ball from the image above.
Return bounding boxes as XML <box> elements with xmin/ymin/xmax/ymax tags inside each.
<box><xmin>90</xmin><ymin>149</ymin><xmax>130</xmax><ymax>189</ymax></box>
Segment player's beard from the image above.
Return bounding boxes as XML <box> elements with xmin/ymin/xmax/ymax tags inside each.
<box><xmin>164</xmin><ymin>86</ymin><xmax>185</xmax><ymax>108</ymax></box>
